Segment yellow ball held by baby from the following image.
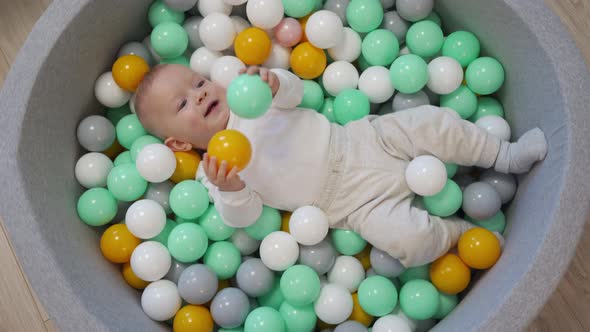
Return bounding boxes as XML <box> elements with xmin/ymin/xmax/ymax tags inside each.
<box><xmin>207</xmin><ymin>129</ymin><xmax>252</xmax><ymax>173</ymax></box>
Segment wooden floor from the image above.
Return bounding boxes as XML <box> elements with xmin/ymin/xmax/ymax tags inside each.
<box><xmin>0</xmin><ymin>1</ymin><xmax>589</xmax><ymax>331</ymax></box>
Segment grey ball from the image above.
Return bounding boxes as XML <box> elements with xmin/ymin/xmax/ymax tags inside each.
<box><xmin>298</xmin><ymin>239</ymin><xmax>337</xmax><ymax>275</ymax></box>
<box><xmin>396</xmin><ymin>0</ymin><xmax>434</xmax><ymax>22</ymax></box>
<box><xmin>164</xmin><ymin>259</ymin><xmax>188</xmax><ymax>284</ymax></box>
<box><xmin>453</xmin><ymin>174</ymin><xmax>476</xmax><ymax>192</ymax></box>
<box><xmin>183</xmin><ymin>16</ymin><xmax>204</xmax><ymax>51</ymax></box>
<box><xmin>381</xmin><ymin>0</ymin><xmax>396</xmax><ymax>10</ymax></box>
<box><xmin>366</xmin><ymin>268</ymin><xmax>378</xmax><ymax>277</ymax></box>
<box><xmin>377</xmin><ymin>98</ymin><xmax>394</xmax><ymax>115</ymax></box>
<box><xmin>370</xmin><ymin>247</ymin><xmax>406</xmax><ymax>278</ymax></box>
<box><xmin>117</xmin><ymin>41</ymin><xmax>154</xmax><ymax>65</ymax></box>
<box><xmin>178</xmin><ymin>264</ymin><xmax>219</xmax><ymax>304</ymax></box>
<box><xmin>210</xmin><ymin>287</ymin><xmax>250</xmax><ymax>329</ymax></box>
<box><xmin>392</xmin><ymin>91</ymin><xmax>430</xmax><ymax>112</ymax></box>
<box><xmin>164</xmin><ymin>0</ymin><xmax>198</xmax><ymax>11</ymax></box>
<box><xmin>77</xmin><ymin>115</ymin><xmax>115</xmax><ymax>152</ymax></box>
<box><xmin>231</xmin><ymin>229</ymin><xmax>261</xmax><ymax>256</ymax></box>
<box><xmin>381</xmin><ymin>11</ymin><xmax>410</xmax><ymax>43</ymax></box>
<box><xmin>480</xmin><ymin>169</ymin><xmax>517</xmax><ymax>204</ymax></box>
<box><xmin>423</xmin><ymin>86</ymin><xmax>440</xmax><ymax>106</ymax></box>
<box><xmin>236</xmin><ymin>258</ymin><xmax>275</xmax><ymax>297</ymax></box>
<box><xmin>145</xmin><ymin>181</ymin><xmax>174</xmax><ymax>215</ymax></box>
<box><xmin>142</xmin><ymin>35</ymin><xmax>161</xmax><ymax>63</ymax></box>
<box><xmin>335</xmin><ymin>320</ymin><xmax>368</xmax><ymax>332</ymax></box>
<box><xmin>324</xmin><ymin>0</ymin><xmax>350</xmax><ymax>26</ymax></box>
<box><xmin>462</xmin><ymin>182</ymin><xmax>502</xmax><ymax>220</ymax></box>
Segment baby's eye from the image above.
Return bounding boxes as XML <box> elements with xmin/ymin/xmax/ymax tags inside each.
<box><xmin>196</xmin><ymin>80</ymin><xmax>205</xmax><ymax>88</ymax></box>
<box><xmin>179</xmin><ymin>99</ymin><xmax>187</xmax><ymax>110</ymax></box>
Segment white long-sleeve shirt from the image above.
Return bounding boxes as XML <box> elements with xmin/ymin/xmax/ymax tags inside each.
<box><xmin>196</xmin><ymin>69</ymin><xmax>331</xmax><ymax>228</ymax></box>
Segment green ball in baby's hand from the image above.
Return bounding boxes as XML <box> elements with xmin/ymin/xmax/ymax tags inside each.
<box><xmin>227</xmin><ymin>74</ymin><xmax>273</xmax><ymax>119</ymax></box>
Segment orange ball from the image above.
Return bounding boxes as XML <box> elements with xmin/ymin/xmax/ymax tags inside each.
<box><xmin>207</xmin><ymin>129</ymin><xmax>252</xmax><ymax>172</ymax></box>
<box><xmin>170</xmin><ymin>150</ymin><xmax>201</xmax><ymax>183</ymax></box>
<box><xmin>234</xmin><ymin>27</ymin><xmax>272</xmax><ymax>65</ymax></box>
<box><xmin>122</xmin><ymin>262</ymin><xmax>149</xmax><ymax>289</ymax></box>
<box><xmin>173</xmin><ymin>305</ymin><xmax>214</xmax><ymax>332</ymax></box>
<box><xmin>290</xmin><ymin>42</ymin><xmax>327</xmax><ymax>79</ymax></box>
<box><xmin>354</xmin><ymin>245</ymin><xmax>372</xmax><ymax>271</ymax></box>
<box><xmin>112</xmin><ymin>55</ymin><xmax>150</xmax><ymax>92</ymax></box>
<box><xmin>458</xmin><ymin>227</ymin><xmax>501</xmax><ymax>269</ymax></box>
<box><xmin>429</xmin><ymin>253</ymin><xmax>471</xmax><ymax>294</ymax></box>
<box><xmin>348</xmin><ymin>293</ymin><xmax>374</xmax><ymax>327</ymax></box>
<box><xmin>281</xmin><ymin>211</ymin><xmax>292</xmax><ymax>233</ymax></box>
<box><xmin>100</xmin><ymin>224</ymin><xmax>141</xmax><ymax>263</ymax></box>
<box><xmin>102</xmin><ymin>139</ymin><xmax>125</xmax><ymax>160</ymax></box>
<box><xmin>299</xmin><ymin>15</ymin><xmax>311</xmax><ymax>43</ymax></box>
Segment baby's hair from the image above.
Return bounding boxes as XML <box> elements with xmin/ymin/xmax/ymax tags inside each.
<box><xmin>134</xmin><ymin>64</ymin><xmax>168</xmax><ymax>122</ymax></box>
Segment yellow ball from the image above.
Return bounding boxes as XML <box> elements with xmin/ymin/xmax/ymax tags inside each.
<box><xmin>207</xmin><ymin>129</ymin><xmax>252</xmax><ymax>172</ymax></box>
<box><xmin>235</xmin><ymin>27</ymin><xmax>272</xmax><ymax>65</ymax></box>
<box><xmin>281</xmin><ymin>211</ymin><xmax>292</xmax><ymax>233</ymax></box>
<box><xmin>348</xmin><ymin>293</ymin><xmax>374</xmax><ymax>327</ymax></box>
<box><xmin>173</xmin><ymin>305</ymin><xmax>214</xmax><ymax>332</ymax></box>
<box><xmin>102</xmin><ymin>139</ymin><xmax>124</xmax><ymax>160</ymax></box>
<box><xmin>170</xmin><ymin>150</ymin><xmax>201</xmax><ymax>183</ymax></box>
<box><xmin>354</xmin><ymin>245</ymin><xmax>372</xmax><ymax>270</ymax></box>
<box><xmin>458</xmin><ymin>227</ymin><xmax>501</xmax><ymax>269</ymax></box>
<box><xmin>290</xmin><ymin>42</ymin><xmax>327</xmax><ymax>79</ymax></box>
<box><xmin>112</xmin><ymin>54</ymin><xmax>150</xmax><ymax>92</ymax></box>
<box><xmin>100</xmin><ymin>224</ymin><xmax>141</xmax><ymax>263</ymax></box>
<box><xmin>429</xmin><ymin>253</ymin><xmax>471</xmax><ymax>294</ymax></box>
<box><xmin>122</xmin><ymin>262</ymin><xmax>149</xmax><ymax>290</ymax></box>
<box><xmin>299</xmin><ymin>15</ymin><xmax>311</xmax><ymax>43</ymax></box>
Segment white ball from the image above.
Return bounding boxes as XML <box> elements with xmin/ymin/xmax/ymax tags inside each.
<box><xmin>399</xmin><ymin>45</ymin><xmax>411</xmax><ymax>56</ymax></box>
<box><xmin>141</xmin><ymin>280</ymin><xmax>182</xmax><ymax>321</ymax></box>
<box><xmin>259</xmin><ymin>231</ymin><xmax>299</xmax><ymax>271</ymax></box>
<box><xmin>231</xmin><ymin>15</ymin><xmax>251</xmax><ymax>33</ymax></box>
<box><xmin>198</xmin><ymin>0</ymin><xmax>232</xmax><ymax>16</ymax></box>
<box><xmin>427</xmin><ymin>56</ymin><xmax>464</xmax><ymax>95</ymax></box>
<box><xmin>190</xmin><ymin>47</ymin><xmax>223</xmax><ymax>78</ymax></box>
<box><xmin>322</xmin><ymin>61</ymin><xmax>359</xmax><ymax>96</ymax></box>
<box><xmin>199</xmin><ymin>13</ymin><xmax>236</xmax><ymax>51</ymax></box>
<box><xmin>247</xmin><ymin>0</ymin><xmax>284</xmax><ymax>29</ymax></box>
<box><xmin>289</xmin><ymin>206</ymin><xmax>329</xmax><ymax>246</ymax></box>
<box><xmin>225</xmin><ymin>0</ymin><xmax>248</xmax><ymax>5</ymax></box>
<box><xmin>94</xmin><ymin>71</ymin><xmax>131</xmax><ymax>108</ymax></box>
<box><xmin>327</xmin><ymin>28</ymin><xmax>362</xmax><ymax>62</ymax></box>
<box><xmin>405</xmin><ymin>155</ymin><xmax>447</xmax><ymax>196</ymax></box>
<box><xmin>372</xmin><ymin>315</ymin><xmax>412</xmax><ymax>332</ymax></box>
<box><xmin>359</xmin><ymin>66</ymin><xmax>395</xmax><ymax>103</ymax></box>
<box><xmin>131</xmin><ymin>241</ymin><xmax>172</xmax><ymax>281</ymax></box>
<box><xmin>314</xmin><ymin>283</ymin><xmax>353</xmax><ymax>325</ymax></box>
<box><xmin>126</xmin><ymin>199</ymin><xmax>167</xmax><ymax>239</ymax></box>
<box><xmin>263</xmin><ymin>42</ymin><xmax>291</xmax><ymax>70</ymax></box>
<box><xmin>475</xmin><ymin>115</ymin><xmax>512</xmax><ymax>141</ymax></box>
<box><xmin>306</xmin><ymin>10</ymin><xmax>344</xmax><ymax>49</ymax></box>
<box><xmin>129</xmin><ymin>93</ymin><xmax>137</xmax><ymax>113</ymax></box>
<box><xmin>75</xmin><ymin>152</ymin><xmax>113</xmax><ymax>188</ymax></box>
<box><xmin>136</xmin><ymin>143</ymin><xmax>177</xmax><ymax>183</ymax></box>
<box><xmin>327</xmin><ymin>256</ymin><xmax>365</xmax><ymax>292</ymax></box>
<box><xmin>210</xmin><ymin>56</ymin><xmax>246</xmax><ymax>88</ymax></box>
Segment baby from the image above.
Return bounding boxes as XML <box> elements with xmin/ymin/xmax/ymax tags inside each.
<box><xmin>135</xmin><ymin>64</ymin><xmax>547</xmax><ymax>267</ymax></box>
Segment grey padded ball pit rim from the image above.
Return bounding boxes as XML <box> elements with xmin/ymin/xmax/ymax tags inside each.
<box><xmin>0</xmin><ymin>0</ymin><xmax>589</xmax><ymax>331</ymax></box>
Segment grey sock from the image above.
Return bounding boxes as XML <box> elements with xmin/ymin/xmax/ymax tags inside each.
<box><xmin>494</xmin><ymin>128</ymin><xmax>548</xmax><ymax>174</ymax></box>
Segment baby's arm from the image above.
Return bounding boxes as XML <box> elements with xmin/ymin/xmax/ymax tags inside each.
<box><xmin>240</xmin><ymin>66</ymin><xmax>304</xmax><ymax>109</ymax></box>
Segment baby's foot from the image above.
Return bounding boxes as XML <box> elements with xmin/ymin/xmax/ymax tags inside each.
<box><xmin>495</xmin><ymin>128</ymin><xmax>547</xmax><ymax>174</ymax></box>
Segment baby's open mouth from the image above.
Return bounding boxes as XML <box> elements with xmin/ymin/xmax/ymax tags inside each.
<box><xmin>205</xmin><ymin>100</ymin><xmax>219</xmax><ymax>117</ymax></box>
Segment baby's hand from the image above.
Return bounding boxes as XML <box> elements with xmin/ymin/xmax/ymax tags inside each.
<box><xmin>239</xmin><ymin>66</ymin><xmax>280</xmax><ymax>97</ymax></box>
<box><xmin>202</xmin><ymin>153</ymin><xmax>246</xmax><ymax>192</ymax></box>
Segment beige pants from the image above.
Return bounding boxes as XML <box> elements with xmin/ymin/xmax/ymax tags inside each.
<box><xmin>314</xmin><ymin>105</ymin><xmax>502</xmax><ymax>267</ymax></box>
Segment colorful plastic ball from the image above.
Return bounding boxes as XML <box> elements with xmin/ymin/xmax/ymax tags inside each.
<box><xmin>170</xmin><ymin>150</ymin><xmax>201</xmax><ymax>183</ymax></box>
<box><xmin>423</xmin><ymin>179</ymin><xmax>463</xmax><ymax>217</ymax></box>
<box><xmin>283</xmin><ymin>0</ymin><xmax>315</xmax><ymax>18</ymax></box>
<box><xmin>439</xmin><ymin>85</ymin><xmax>477</xmax><ymax>119</ymax></box>
<box><xmin>298</xmin><ymin>80</ymin><xmax>325</xmax><ymax>111</ymax></box>
<box><xmin>170</xmin><ymin>180</ymin><xmax>209</xmax><ymax>219</ymax></box>
<box><xmin>245</xmin><ymin>306</ymin><xmax>285</xmax><ymax>332</ymax></box>
<box><xmin>122</xmin><ymin>262</ymin><xmax>150</xmax><ymax>289</ymax></box>
<box><xmin>333</xmin><ymin>89</ymin><xmax>370</xmax><ymax>125</ymax></box>
<box><xmin>131</xmin><ymin>241</ymin><xmax>172</xmax><ymax>281</ymax></box>
<box><xmin>151</xmin><ymin>22</ymin><xmax>189</xmax><ymax>59</ymax></box>
<box><xmin>116</xmin><ymin>114</ymin><xmax>147</xmax><ymax>149</ymax></box>
<box><xmin>328</xmin><ymin>27</ymin><xmax>362</xmax><ymax>63</ymax></box>
<box><xmin>75</xmin><ymin>152</ymin><xmax>113</xmax><ymax>188</ymax></box>
<box><xmin>190</xmin><ymin>47</ymin><xmax>223</xmax><ymax>78</ymax></box>
<box><xmin>396</xmin><ymin>0</ymin><xmax>434</xmax><ymax>22</ymax></box>
<box><xmin>198</xmin><ymin>13</ymin><xmax>236</xmax><ymax>52</ymax></box>
<box><xmin>227</xmin><ymin>74</ymin><xmax>272</xmax><ymax>119</ymax></box>
<box><xmin>274</xmin><ymin>17</ymin><xmax>303</xmax><ymax>48</ymax></box>
<box><xmin>399</xmin><ymin>264</ymin><xmax>430</xmax><ymax>284</ymax></box>
<box><xmin>469</xmin><ymin>96</ymin><xmax>504</xmax><ymax>122</ymax></box>
<box><xmin>150</xmin><ymin>218</ymin><xmax>177</xmax><ymax>246</ymax></box>
<box><xmin>234</xmin><ymin>27</ymin><xmax>272</xmax><ymax>65</ymax></box>
<box><xmin>480</xmin><ymin>169</ymin><xmax>517</xmax><ymax>204</ymax></box>
<box><xmin>399</xmin><ymin>279</ymin><xmax>439</xmax><ymax>320</ymax></box>
<box><xmin>198</xmin><ymin>0</ymin><xmax>232</xmax><ymax>16</ymax></box>
<box><xmin>442</xmin><ymin>31</ymin><xmax>480</xmax><ymax>68</ymax></box>
<box><xmin>168</xmin><ymin>223</ymin><xmax>209</xmax><ymax>263</ymax></box>
<box><xmin>164</xmin><ymin>0</ymin><xmax>197</xmax><ymax>11</ymax></box>
<box><xmin>434</xmin><ymin>293</ymin><xmax>458</xmax><ymax>319</ymax></box>
<box><xmin>260</xmin><ymin>231</ymin><xmax>300</xmax><ymax>271</ymax></box>
<box><xmin>211</xmin><ymin>56</ymin><xmax>246</xmax><ymax>89</ymax></box>
<box><xmin>112</xmin><ymin>55</ymin><xmax>150</xmax><ymax>92</ymax></box>
<box><xmin>465</xmin><ymin>57</ymin><xmax>505</xmax><ymax>95</ymax></box>
<box><xmin>183</xmin><ymin>16</ymin><xmax>204</xmax><ymax>51</ymax></box>
<box><xmin>246</xmin><ymin>0</ymin><xmax>285</xmax><ymax>29</ymax></box>
<box><xmin>95</xmin><ymin>71</ymin><xmax>132</xmax><ymax>108</ymax></box>
<box><xmin>130</xmin><ymin>135</ymin><xmax>163</xmax><ymax>161</ymax></box>
<box><xmin>289</xmin><ymin>205</ymin><xmax>330</xmax><ymax>246</ymax></box>
<box><xmin>125</xmin><ymin>199</ymin><xmax>166</xmax><ymax>239</ymax></box>
<box><xmin>236</xmin><ymin>258</ymin><xmax>275</xmax><ymax>297</ymax></box>
<box><xmin>322</xmin><ymin>61</ymin><xmax>359</xmax><ymax>97</ymax></box>
<box><xmin>164</xmin><ymin>259</ymin><xmax>188</xmax><ymax>285</ymax></box>
<box><xmin>279</xmin><ymin>302</ymin><xmax>317</xmax><ymax>332</ymax></box>
<box><xmin>306</xmin><ymin>10</ymin><xmax>344</xmax><ymax>49</ymax></box>
<box><xmin>204</xmin><ymin>241</ymin><xmax>242</xmax><ymax>280</ymax></box>
<box><xmin>358</xmin><ymin>66</ymin><xmax>395</xmax><ymax>103</ymax></box>
<box><xmin>211</xmin><ymin>288</ymin><xmax>250</xmax><ymax>329</ymax></box>
<box><xmin>298</xmin><ymin>238</ymin><xmax>338</xmax><ymax>275</ymax></box>
<box><xmin>426</xmin><ymin>56</ymin><xmax>464</xmax><ymax>95</ymax></box>
<box><xmin>458</xmin><ymin>227</ymin><xmax>501</xmax><ymax>269</ymax></box>
<box><xmin>173</xmin><ymin>305</ymin><xmax>214</xmax><ymax>332</ymax></box>
<box><xmin>328</xmin><ymin>256</ymin><xmax>365</xmax><ymax>292</ymax></box>
<box><xmin>462</xmin><ymin>182</ymin><xmax>502</xmax><ymax>221</ymax></box>
<box><xmin>357</xmin><ymin>276</ymin><xmax>398</xmax><ymax>317</ymax></box>
<box><xmin>199</xmin><ymin>205</ymin><xmax>235</xmax><ymax>241</ymax></box>
<box><xmin>389</xmin><ymin>54</ymin><xmax>428</xmax><ymax>94</ymax></box>
<box><xmin>106</xmin><ymin>103</ymin><xmax>132</xmax><ymax>126</ymax></box>
<box><xmin>476</xmin><ymin>115</ymin><xmax>511</xmax><ymax>141</ymax></box>
<box><xmin>280</xmin><ymin>264</ymin><xmax>321</xmax><ymax>306</ymax></box>
<box><xmin>405</xmin><ymin>155</ymin><xmax>447</xmax><ymax>196</ymax></box>
<box><xmin>142</xmin><ymin>280</ymin><xmax>182</xmax><ymax>322</ymax></box>
<box><xmin>372</xmin><ymin>315</ymin><xmax>412</xmax><ymax>332</ymax></box>
<box><xmin>245</xmin><ymin>206</ymin><xmax>282</xmax><ymax>239</ymax></box>
<box><xmin>231</xmin><ymin>229</ymin><xmax>262</xmax><ymax>256</ymax></box>
<box><xmin>262</xmin><ymin>43</ymin><xmax>291</xmax><ymax>70</ymax></box>
<box><xmin>314</xmin><ymin>283</ymin><xmax>353</xmax><ymax>325</ymax></box>
<box><xmin>76</xmin><ymin>188</ymin><xmax>117</xmax><ymax>226</ymax></box>
<box><xmin>100</xmin><ymin>224</ymin><xmax>140</xmax><ymax>263</ymax></box>
<box><xmin>349</xmin><ymin>293</ymin><xmax>374</xmax><ymax>327</ymax></box>
<box><xmin>391</xmin><ymin>91</ymin><xmax>430</xmax><ymax>112</ymax></box>
<box><xmin>429</xmin><ymin>253</ymin><xmax>471</xmax><ymax>295</ymax></box>
<box><xmin>334</xmin><ymin>320</ymin><xmax>366</xmax><ymax>332</ymax></box>
<box><xmin>346</xmin><ymin>0</ymin><xmax>384</xmax><ymax>33</ymax></box>
<box><xmin>320</xmin><ymin>97</ymin><xmax>337</xmax><ymax>122</ymax></box>
<box><xmin>331</xmin><ymin>229</ymin><xmax>367</xmax><ymax>256</ymax></box>
<box><xmin>160</xmin><ymin>55</ymin><xmax>190</xmax><ymax>67</ymax></box>
<box><xmin>135</xmin><ymin>143</ymin><xmax>176</xmax><ymax>183</ymax></box>
<box><xmin>145</xmin><ymin>182</ymin><xmax>174</xmax><ymax>215</ymax></box>
<box><xmin>290</xmin><ymin>42</ymin><xmax>327</xmax><ymax>79</ymax></box>
<box><xmin>257</xmin><ymin>278</ymin><xmax>285</xmax><ymax>310</ymax></box>
<box><xmin>362</xmin><ymin>29</ymin><xmax>399</xmax><ymax>67</ymax></box>
<box><xmin>381</xmin><ymin>11</ymin><xmax>410</xmax><ymax>43</ymax></box>
<box><xmin>178</xmin><ymin>264</ymin><xmax>219</xmax><ymax>304</ymax></box>
<box><xmin>323</xmin><ymin>0</ymin><xmax>349</xmax><ymax>24</ymax></box>
<box><xmin>118</xmin><ymin>41</ymin><xmax>154</xmax><ymax>66</ymax></box>
<box><xmin>466</xmin><ymin>211</ymin><xmax>507</xmax><ymax>235</ymax></box>
<box><xmin>406</xmin><ymin>20</ymin><xmax>444</xmax><ymax>57</ymax></box>
<box><xmin>445</xmin><ymin>163</ymin><xmax>458</xmax><ymax>178</ymax></box>
<box><xmin>149</xmin><ymin>0</ymin><xmax>185</xmax><ymax>28</ymax></box>
<box><xmin>107</xmin><ymin>163</ymin><xmax>147</xmax><ymax>201</ymax></box>
<box><xmin>370</xmin><ymin>247</ymin><xmax>406</xmax><ymax>278</ymax></box>
<box><xmin>143</xmin><ymin>35</ymin><xmax>162</xmax><ymax>63</ymax></box>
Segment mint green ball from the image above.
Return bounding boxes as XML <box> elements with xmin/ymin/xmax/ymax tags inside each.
<box><xmin>107</xmin><ymin>163</ymin><xmax>148</xmax><ymax>201</ymax></box>
<box><xmin>77</xmin><ymin>188</ymin><xmax>117</xmax><ymax>226</ymax></box>
<box><xmin>106</xmin><ymin>104</ymin><xmax>131</xmax><ymax>126</ymax></box>
<box><xmin>151</xmin><ymin>22</ymin><xmax>189</xmax><ymax>59</ymax></box>
<box><xmin>423</xmin><ymin>179</ymin><xmax>463</xmax><ymax>217</ymax></box>
<box><xmin>149</xmin><ymin>218</ymin><xmax>177</xmax><ymax>246</ymax></box>
<box><xmin>168</xmin><ymin>223</ymin><xmax>208</xmax><ymax>263</ymax></box>
<box><xmin>399</xmin><ymin>279</ymin><xmax>440</xmax><ymax>320</ymax></box>
<box><xmin>346</xmin><ymin>0</ymin><xmax>384</xmax><ymax>33</ymax></box>
<box><xmin>334</xmin><ymin>89</ymin><xmax>370</xmax><ymax>125</ymax></box>
<box><xmin>283</xmin><ymin>0</ymin><xmax>315</xmax><ymax>18</ymax></box>
<box><xmin>357</xmin><ymin>53</ymin><xmax>371</xmax><ymax>72</ymax></box>
<box><xmin>320</xmin><ymin>97</ymin><xmax>337</xmax><ymax>123</ymax></box>
<box><xmin>116</xmin><ymin>114</ymin><xmax>147</xmax><ymax>149</ymax></box>
<box><xmin>399</xmin><ymin>264</ymin><xmax>430</xmax><ymax>284</ymax></box>
<box><xmin>331</xmin><ymin>229</ymin><xmax>367</xmax><ymax>255</ymax></box>
<box><xmin>357</xmin><ymin>276</ymin><xmax>398</xmax><ymax>317</ymax></box>
<box><xmin>113</xmin><ymin>151</ymin><xmax>133</xmax><ymax>166</ymax></box>
<box><xmin>389</xmin><ymin>54</ymin><xmax>428</xmax><ymax>94</ymax></box>
<box><xmin>434</xmin><ymin>293</ymin><xmax>458</xmax><ymax>319</ymax></box>
<box><xmin>445</xmin><ymin>163</ymin><xmax>458</xmax><ymax>178</ymax></box>
<box><xmin>466</xmin><ymin>211</ymin><xmax>506</xmax><ymax>234</ymax></box>
<box><xmin>406</xmin><ymin>21</ymin><xmax>444</xmax><ymax>58</ymax></box>
<box><xmin>465</xmin><ymin>57</ymin><xmax>505</xmax><ymax>95</ymax></box>
<box><xmin>442</xmin><ymin>31</ymin><xmax>481</xmax><ymax>68</ymax></box>
<box><xmin>440</xmin><ymin>85</ymin><xmax>477</xmax><ymax>119</ymax></box>
<box><xmin>299</xmin><ymin>80</ymin><xmax>325</xmax><ymax>111</ymax></box>
<box><xmin>279</xmin><ymin>302</ymin><xmax>317</xmax><ymax>332</ymax></box>
<box><xmin>204</xmin><ymin>241</ymin><xmax>242</xmax><ymax>280</ymax></box>
<box><xmin>245</xmin><ymin>206</ymin><xmax>282</xmax><ymax>240</ymax></box>
<box><xmin>280</xmin><ymin>265</ymin><xmax>321</xmax><ymax>306</ymax></box>
<box><xmin>362</xmin><ymin>29</ymin><xmax>400</xmax><ymax>66</ymax></box>
<box><xmin>198</xmin><ymin>204</ymin><xmax>235</xmax><ymax>241</ymax></box>
<box><xmin>130</xmin><ymin>135</ymin><xmax>163</xmax><ymax>161</ymax></box>
<box><xmin>160</xmin><ymin>55</ymin><xmax>190</xmax><ymax>67</ymax></box>
<box><xmin>245</xmin><ymin>307</ymin><xmax>285</xmax><ymax>332</ymax></box>
<box><xmin>169</xmin><ymin>180</ymin><xmax>209</xmax><ymax>219</ymax></box>
<box><xmin>148</xmin><ymin>0</ymin><xmax>184</xmax><ymax>28</ymax></box>
<box><xmin>227</xmin><ymin>74</ymin><xmax>273</xmax><ymax>119</ymax></box>
<box><xmin>468</xmin><ymin>96</ymin><xmax>504</xmax><ymax>122</ymax></box>
<box><xmin>175</xmin><ymin>215</ymin><xmax>199</xmax><ymax>224</ymax></box>
<box><xmin>257</xmin><ymin>279</ymin><xmax>285</xmax><ymax>310</ymax></box>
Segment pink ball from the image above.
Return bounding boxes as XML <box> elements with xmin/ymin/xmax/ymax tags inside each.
<box><xmin>273</xmin><ymin>17</ymin><xmax>303</xmax><ymax>48</ymax></box>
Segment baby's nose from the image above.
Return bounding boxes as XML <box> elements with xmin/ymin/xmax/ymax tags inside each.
<box><xmin>196</xmin><ymin>91</ymin><xmax>208</xmax><ymax>104</ymax></box>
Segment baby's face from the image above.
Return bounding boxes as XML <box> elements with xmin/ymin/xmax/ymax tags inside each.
<box><xmin>140</xmin><ymin>64</ymin><xmax>230</xmax><ymax>150</ymax></box>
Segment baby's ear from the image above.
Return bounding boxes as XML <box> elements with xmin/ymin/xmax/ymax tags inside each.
<box><xmin>164</xmin><ymin>137</ymin><xmax>193</xmax><ymax>152</ymax></box>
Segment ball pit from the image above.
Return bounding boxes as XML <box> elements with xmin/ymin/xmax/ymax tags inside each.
<box><xmin>1</xmin><ymin>0</ymin><xmax>590</xmax><ymax>331</ymax></box>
